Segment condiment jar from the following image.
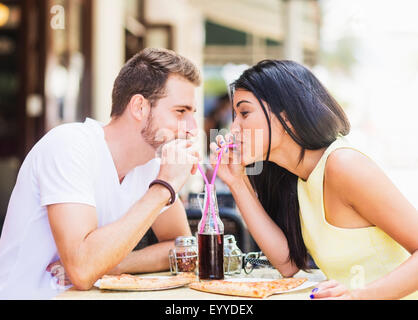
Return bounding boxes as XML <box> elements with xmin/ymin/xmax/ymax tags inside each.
<box><xmin>169</xmin><ymin>236</ymin><xmax>198</xmax><ymax>274</ymax></box>
<box><xmin>223</xmin><ymin>234</ymin><xmax>243</xmax><ymax>275</ymax></box>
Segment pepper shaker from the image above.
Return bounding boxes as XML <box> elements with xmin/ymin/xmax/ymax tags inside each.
<box><xmin>169</xmin><ymin>236</ymin><xmax>198</xmax><ymax>274</ymax></box>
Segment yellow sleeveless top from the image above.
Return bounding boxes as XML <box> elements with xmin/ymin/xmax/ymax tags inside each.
<box><xmin>297</xmin><ymin>136</ymin><xmax>417</xmax><ymax>299</ymax></box>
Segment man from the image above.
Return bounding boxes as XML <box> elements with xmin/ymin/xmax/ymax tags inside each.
<box><xmin>0</xmin><ymin>48</ymin><xmax>201</xmax><ymax>299</ymax></box>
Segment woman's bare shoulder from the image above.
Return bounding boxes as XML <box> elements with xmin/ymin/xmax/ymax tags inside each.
<box><xmin>324</xmin><ymin>147</ymin><xmax>385</xmax><ymax>201</ymax></box>
<box><xmin>325</xmin><ymin>147</ymin><xmax>378</xmax><ymax>180</ymax></box>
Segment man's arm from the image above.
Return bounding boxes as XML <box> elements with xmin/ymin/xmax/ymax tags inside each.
<box><xmin>108</xmin><ymin>197</ymin><xmax>192</xmax><ymax>275</ymax></box>
<box><xmin>48</xmin><ymin>184</ymin><xmax>171</xmax><ymax>290</ymax></box>
<box><xmin>47</xmin><ymin>138</ymin><xmax>199</xmax><ymax>291</ymax></box>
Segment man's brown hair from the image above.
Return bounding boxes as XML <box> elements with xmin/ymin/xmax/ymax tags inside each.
<box><xmin>111</xmin><ymin>48</ymin><xmax>201</xmax><ymax>117</ymax></box>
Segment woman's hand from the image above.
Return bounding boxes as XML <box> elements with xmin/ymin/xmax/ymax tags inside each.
<box><xmin>310</xmin><ymin>279</ymin><xmax>359</xmax><ymax>300</ymax></box>
<box><xmin>209</xmin><ymin>133</ymin><xmax>245</xmax><ymax>187</ymax></box>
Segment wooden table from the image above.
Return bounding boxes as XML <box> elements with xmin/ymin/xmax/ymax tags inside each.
<box><xmin>54</xmin><ymin>268</ymin><xmax>327</xmax><ymax>300</ymax></box>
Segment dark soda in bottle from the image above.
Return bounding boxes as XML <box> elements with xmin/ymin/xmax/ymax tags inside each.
<box><xmin>198</xmin><ymin>233</ymin><xmax>224</xmax><ymax>280</ymax></box>
<box><xmin>197</xmin><ymin>184</ymin><xmax>224</xmax><ymax>280</ymax></box>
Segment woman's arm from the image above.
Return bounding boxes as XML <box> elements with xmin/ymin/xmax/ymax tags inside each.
<box><xmin>209</xmin><ymin>134</ymin><xmax>299</xmax><ymax>277</ymax></box>
<box><xmin>108</xmin><ymin>241</ymin><xmax>175</xmax><ymax>275</ymax></box>
<box><xmin>229</xmin><ymin>176</ymin><xmax>300</xmax><ymax>277</ymax></box>
<box><xmin>314</xmin><ymin>148</ymin><xmax>418</xmax><ymax>299</ymax></box>
<box><xmin>353</xmin><ymin>250</ymin><xmax>418</xmax><ymax>299</ymax></box>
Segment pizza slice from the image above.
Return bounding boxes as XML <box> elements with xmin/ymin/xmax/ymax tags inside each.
<box><xmin>269</xmin><ymin>278</ymin><xmax>307</xmax><ymax>293</ymax></box>
<box><xmin>188</xmin><ymin>277</ymin><xmax>307</xmax><ymax>298</ymax></box>
<box><xmin>99</xmin><ymin>272</ymin><xmax>196</xmax><ymax>291</ymax></box>
<box><xmin>189</xmin><ymin>280</ymin><xmax>273</xmax><ymax>298</ymax></box>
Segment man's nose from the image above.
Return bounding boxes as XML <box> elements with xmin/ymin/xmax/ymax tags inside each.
<box><xmin>186</xmin><ymin>117</ymin><xmax>198</xmax><ymax>138</ymax></box>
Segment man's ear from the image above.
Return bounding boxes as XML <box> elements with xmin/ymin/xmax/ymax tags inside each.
<box><xmin>128</xmin><ymin>94</ymin><xmax>150</xmax><ymax>121</ymax></box>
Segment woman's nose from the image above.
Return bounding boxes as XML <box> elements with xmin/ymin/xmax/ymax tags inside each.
<box><xmin>230</xmin><ymin>119</ymin><xmax>241</xmax><ymax>136</ymax></box>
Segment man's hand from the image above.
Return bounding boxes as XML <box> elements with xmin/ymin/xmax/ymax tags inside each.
<box><xmin>157</xmin><ymin>139</ymin><xmax>200</xmax><ymax>192</ymax></box>
<box><xmin>47</xmin><ymin>258</ymin><xmax>121</xmax><ymax>282</ymax></box>
<box><xmin>46</xmin><ymin>260</ymin><xmax>72</xmax><ymax>286</ymax></box>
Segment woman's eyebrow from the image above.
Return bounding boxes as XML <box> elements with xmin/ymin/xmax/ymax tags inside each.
<box><xmin>236</xmin><ymin>100</ymin><xmax>252</xmax><ymax>108</ymax></box>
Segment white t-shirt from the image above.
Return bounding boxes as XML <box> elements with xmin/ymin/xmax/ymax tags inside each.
<box><xmin>0</xmin><ymin>118</ymin><xmax>173</xmax><ymax>299</ymax></box>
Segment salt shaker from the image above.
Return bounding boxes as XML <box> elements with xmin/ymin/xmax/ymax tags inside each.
<box><xmin>223</xmin><ymin>234</ymin><xmax>243</xmax><ymax>275</ymax></box>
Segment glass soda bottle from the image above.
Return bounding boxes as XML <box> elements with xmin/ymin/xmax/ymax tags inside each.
<box><xmin>197</xmin><ymin>184</ymin><xmax>224</xmax><ymax>280</ymax></box>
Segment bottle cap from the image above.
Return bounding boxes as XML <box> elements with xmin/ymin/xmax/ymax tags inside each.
<box><xmin>224</xmin><ymin>234</ymin><xmax>236</xmax><ymax>244</ymax></box>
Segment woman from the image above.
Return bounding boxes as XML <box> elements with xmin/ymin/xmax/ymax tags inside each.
<box><xmin>210</xmin><ymin>60</ymin><xmax>418</xmax><ymax>299</ymax></box>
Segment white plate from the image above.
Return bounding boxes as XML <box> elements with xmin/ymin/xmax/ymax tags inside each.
<box><xmin>224</xmin><ymin>277</ymin><xmax>318</xmax><ymax>294</ymax></box>
<box><xmin>94</xmin><ymin>275</ymin><xmax>188</xmax><ymax>292</ymax></box>
<box><xmin>274</xmin><ymin>280</ymin><xmax>318</xmax><ymax>294</ymax></box>
<box><xmin>225</xmin><ymin>277</ymin><xmax>276</xmax><ymax>282</ymax></box>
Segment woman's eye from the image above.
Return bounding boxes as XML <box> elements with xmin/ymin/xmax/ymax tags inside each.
<box><xmin>177</xmin><ymin>110</ymin><xmax>186</xmax><ymax>114</ymax></box>
<box><xmin>240</xmin><ymin>111</ymin><xmax>248</xmax><ymax>117</ymax></box>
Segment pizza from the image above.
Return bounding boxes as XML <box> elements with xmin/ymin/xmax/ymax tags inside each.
<box><xmin>98</xmin><ymin>272</ymin><xmax>196</xmax><ymax>291</ymax></box>
<box><xmin>188</xmin><ymin>278</ymin><xmax>307</xmax><ymax>299</ymax></box>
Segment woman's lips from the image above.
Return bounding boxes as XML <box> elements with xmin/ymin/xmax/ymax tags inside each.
<box><xmin>235</xmin><ymin>141</ymin><xmax>243</xmax><ymax>153</ymax></box>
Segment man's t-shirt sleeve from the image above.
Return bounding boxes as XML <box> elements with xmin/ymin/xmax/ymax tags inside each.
<box><xmin>36</xmin><ymin>131</ymin><xmax>96</xmax><ymax>207</ymax></box>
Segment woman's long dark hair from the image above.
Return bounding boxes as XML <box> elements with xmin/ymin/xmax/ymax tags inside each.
<box><xmin>231</xmin><ymin>60</ymin><xmax>350</xmax><ymax>270</ymax></box>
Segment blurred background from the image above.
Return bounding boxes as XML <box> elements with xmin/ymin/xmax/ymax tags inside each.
<box><xmin>0</xmin><ymin>0</ymin><xmax>417</xmax><ymax>254</ymax></box>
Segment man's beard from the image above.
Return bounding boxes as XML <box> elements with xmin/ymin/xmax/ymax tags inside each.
<box><xmin>141</xmin><ymin>111</ymin><xmax>174</xmax><ymax>151</ymax></box>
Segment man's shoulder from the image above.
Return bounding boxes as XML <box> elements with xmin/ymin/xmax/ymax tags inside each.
<box><xmin>26</xmin><ymin>120</ymin><xmax>103</xmax><ymax>174</ymax></box>
<box><xmin>35</xmin><ymin>120</ymin><xmax>100</xmax><ymax>153</ymax></box>
<box><xmin>45</xmin><ymin>121</ymin><xmax>95</xmax><ymax>141</ymax></box>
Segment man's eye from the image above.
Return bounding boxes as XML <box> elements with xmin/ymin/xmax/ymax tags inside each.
<box><xmin>177</xmin><ymin>110</ymin><xmax>186</xmax><ymax>114</ymax></box>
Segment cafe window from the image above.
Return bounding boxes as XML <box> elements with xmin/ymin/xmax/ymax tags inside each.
<box><xmin>205</xmin><ymin>20</ymin><xmax>247</xmax><ymax>46</ymax></box>
<box><xmin>125</xmin><ymin>0</ymin><xmax>173</xmax><ymax>61</ymax></box>
<box><xmin>0</xmin><ymin>1</ymin><xmax>20</xmax><ymax>156</ymax></box>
